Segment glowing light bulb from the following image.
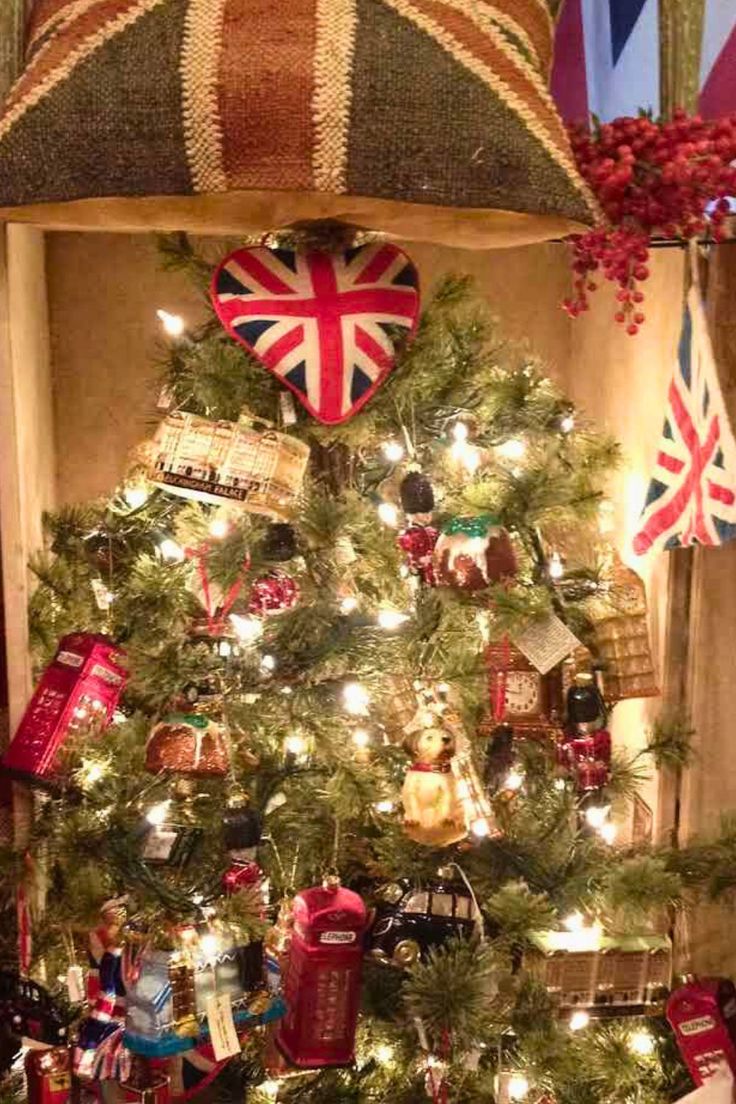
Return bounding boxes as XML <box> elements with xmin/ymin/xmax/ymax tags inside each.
<box><xmin>452</xmin><ymin>422</ymin><xmax>469</xmax><ymax>443</ymax></box>
<box><xmin>377</xmin><ymin>502</ymin><xmax>399</xmax><ymax>527</ymax></box>
<box><xmin>382</xmin><ymin>440</ymin><xmax>405</xmax><ymax>462</ymax></box>
<box><xmin>563</xmin><ymin>911</ymin><xmax>584</xmax><ymax>932</ymax></box>
<box><xmin>548</xmin><ymin>551</ymin><xmax>565</xmax><ymax>580</ymax></box>
<box><xmin>554</xmin><ymin>778</ymin><xmax>567</xmax><ymax>791</ymax></box>
<box><xmin>375</xmin><ymin>1044</ymin><xmax>394</xmax><ymax>1064</ymax></box>
<box><xmin>629</xmin><ymin>1029</ymin><xmax>655</xmax><ymax>1057</ymax></box>
<box><xmin>229</xmin><ymin>614</ymin><xmax>263</xmax><ymax>644</ymax></box>
<box><xmin>124</xmin><ymin>485</ymin><xmax>148</xmax><ymax>510</ymax></box>
<box><xmin>375</xmin><ymin>800</ymin><xmax>395</xmax><ymax>814</ymax></box>
<box><xmin>504</xmin><ymin>769</ymin><xmax>524</xmax><ymax>791</ymax></box>
<box><xmin>376</xmin><ymin>608</ymin><xmax>409</xmax><ymax>631</ymax></box>
<box><xmin>283</xmin><ymin>734</ymin><xmax>307</xmax><ymax>758</ymax></box>
<box><xmin>159</xmin><ymin>538</ymin><xmax>185</xmax><ymax>562</ymax></box>
<box><xmin>471</xmin><ymin>818</ymin><xmax>491</xmax><ymax>839</ymax></box>
<box><xmin>199</xmin><ymin>932</ymin><xmax>218</xmax><ymax>957</ymax></box>
<box><xmin>146</xmin><ymin>800</ymin><xmax>171</xmax><ymax>826</ymax></box>
<box><xmin>208</xmin><ymin>517</ymin><xmax>230</xmax><ymax>539</ymax></box>
<box><xmin>508</xmin><ymin>1073</ymin><xmax>530</xmax><ymax>1101</ymax></box>
<box><xmin>156</xmin><ymin>308</ymin><xmax>185</xmax><ymax>337</ymax></box>
<box><xmin>584</xmin><ymin>804</ymin><xmax>610</xmax><ymax>830</ymax></box>
<box><xmin>352</xmin><ymin>728</ymin><xmax>371</xmax><ymax>749</ymax></box>
<box><xmin>261</xmin><ymin>654</ymin><xmax>276</xmax><ymax>672</ymax></box>
<box><xmin>343</xmin><ymin>681</ymin><xmax>370</xmax><ymax>715</ymax></box>
<box><xmin>599</xmin><ymin>821</ymin><xmax>618</xmax><ymax>845</ymax></box>
<box><xmin>569</xmin><ymin>1010</ymin><xmax>590</xmax><ymax>1031</ymax></box>
<box><xmin>259</xmin><ymin>1082</ymin><xmax>280</xmax><ymax>1100</ymax></box>
<box><xmin>560</xmin><ymin>414</ymin><xmax>575</xmax><ymax>434</ymax></box>
<box><xmin>79</xmin><ymin>760</ymin><xmax>105</xmax><ymax>787</ymax></box>
<box><xmin>497</xmin><ymin>438</ymin><xmax>526</xmax><ymax>461</ymax></box>
<box><xmin>340</xmin><ymin>595</ymin><xmax>359</xmax><ymax>614</ymax></box>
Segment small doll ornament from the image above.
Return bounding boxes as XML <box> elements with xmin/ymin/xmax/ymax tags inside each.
<box><xmin>557</xmin><ymin>673</ymin><xmax>611</xmax><ymax>792</ymax></box>
<box><xmin>434</xmin><ymin>516</ymin><xmax>516</xmax><ymax>591</ymax></box>
<box><xmin>222</xmin><ymin>791</ymin><xmax>263</xmax><ymax>897</ymax></box>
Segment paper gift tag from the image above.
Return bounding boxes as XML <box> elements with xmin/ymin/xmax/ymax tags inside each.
<box><xmin>66</xmin><ymin>964</ymin><xmax>85</xmax><ymax>1003</ymax></box>
<box><xmin>513</xmin><ymin>613</ymin><xmax>580</xmax><ymax>674</ymax></box>
<box><xmin>206</xmin><ymin>993</ymin><xmax>241</xmax><ymax>1061</ymax></box>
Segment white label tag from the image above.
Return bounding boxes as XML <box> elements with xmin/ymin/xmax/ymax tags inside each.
<box><xmin>206</xmin><ymin>993</ymin><xmax>240</xmax><ymax>1061</ymax></box>
<box><xmin>513</xmin><ymin>614</ymin><xmax>580</xmax><ymax>674</ymax></box>
<box><xmin>67</xmin><ymin>964</ymin><xmax>85</xmax><ymax>1003</ymax></box>
<box><xmin>91</xmin><ymin>578</ymin><xmax>112</xmax><ymax>611</ymax></box>
<box><xmin>279</xmin><ymin>391</ymin><xmax>297</xmax><ymax>426</ymax></box>
<box><xmin>319</xmin><ymin>930</ymin><xmax>356</xmax><ymax>944</ymax></box>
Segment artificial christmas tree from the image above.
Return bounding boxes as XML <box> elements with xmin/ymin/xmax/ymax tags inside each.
<box><xmin>2</xmin><ymin>232</ymin><xmax>736</xmax><ymax>1104</ymax></box>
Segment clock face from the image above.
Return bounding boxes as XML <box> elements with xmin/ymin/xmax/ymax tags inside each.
<box><xmin>505</xmin><ymin>671</ymin><xmax>542</xmax><ymax>716</ymax></box>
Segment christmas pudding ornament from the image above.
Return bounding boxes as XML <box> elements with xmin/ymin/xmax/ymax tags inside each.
<box><xmin>0</xmin><ymin>1</ymin><xmax>597</xmax><ymax>247</ymax></box>
<box><xmin>434</xmin><ymin>517</ymin><xmax>517</xmax><ymax>591</ymax></box>
<box><xmin>247</xmin><ymin>572</ymin><xmax>300</xmax><ymax>616</ymax></box>
<box><xmin>147</xmin><ymin>410</ymin><xmax>309</xmax><ymax>521</ymax></box>
<box><xmin>1</xmin><ymin>633</ymin><xmax>127</xmax><ymax>786</ymax></box>
<box><xmin>145</xmin><ymin>714</ymin><xmax>230</xmax><ymax>777</ymax></box>
<box><xmin>667</xmin><ymin>977</ymin><xmax>736</xmax><ymax>1087</ymax></box>
<box><xmin>212</xmin><ymin>243</ymin><xmax>419</xmax><ymax>424</ymax></box>
<box><xmin>276</xmin><ymin>877</ymin><xmax>368</xmax><ymax>1068</ymax></box>
<box><xmin>401</xmin><ymin>721</ymin><xmax>466</xmax><ymax>847</ymax></box>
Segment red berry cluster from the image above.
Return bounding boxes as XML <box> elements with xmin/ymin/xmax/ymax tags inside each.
<box><xmin>564</xmin><ymin>110</ymin><xmax>736</xmax><ymax>332</ymax></box>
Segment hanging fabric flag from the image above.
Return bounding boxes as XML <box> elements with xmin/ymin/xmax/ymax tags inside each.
<box><xmin>700</xmin><ymin>1</ymin><xmax>736</xmax><ymax>118</ymax></box>
<box><xmin>633</xmin><ymin>274</ymin><xmax>736</xmax><ymax>554</ymax></box>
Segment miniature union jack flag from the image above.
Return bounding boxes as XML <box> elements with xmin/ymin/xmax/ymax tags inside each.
<box><xmin>633</xmin><ymin>284</ymin><xmax>736</xmax><ymax>554</ymax></box>
<box><xmin>211</xmin><ymin>243</ymin><xmax>420</xmax><ymax>425</ymax></box>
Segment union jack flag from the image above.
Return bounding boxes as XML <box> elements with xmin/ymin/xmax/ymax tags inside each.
<box><xmin>633</xmin><ymin>284</ymin><xmax>736</xmax><ymax>554</ymax></box>
<box><xmin>211</xmin><ymin>243</ymin><xmax>420</xmax><ymax>425</ymax></box>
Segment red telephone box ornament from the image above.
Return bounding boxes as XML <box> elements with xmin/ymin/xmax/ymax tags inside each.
<box><xmin>666</xmin><ymin>977</ymin><xmax>736</xmax><ymax>1086</ymax></box>
<box><xmin>1</xmin><ymin>633</ymin><xmax>127</xmax><ymax>785</ymax></box>
<box><xmin>276</xmin><ymin>877</ymin><xmax>367</xmax><ymax>1069</ymax></box>
<box><xmin>25</xmin><ymin>1046</ymin><xmax>72</xmax><ymax>1104</ymax></box>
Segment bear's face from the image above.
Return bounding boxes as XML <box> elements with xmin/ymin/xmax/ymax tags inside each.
<box><xmin>413</xmin><ymin>726</ymin><xmax>455</xmax><ymax>765</ymax></box>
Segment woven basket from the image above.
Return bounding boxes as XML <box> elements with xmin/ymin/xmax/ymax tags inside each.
<box><xmin>0</xmin><ymin>0</ymin><xmax>598</xmax><ymax>246</ymax></box>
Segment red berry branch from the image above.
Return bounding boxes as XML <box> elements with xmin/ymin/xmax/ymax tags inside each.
<box><xmin>564</xmin><ymin>110</ymin><xmax>736</xmax><ymax>333</ymax></box>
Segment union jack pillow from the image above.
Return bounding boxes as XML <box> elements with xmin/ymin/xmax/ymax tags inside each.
<box><xmin>212</xmin><ymin>243</ymin><xmax>420</xmax><ymax>425</ymax></box>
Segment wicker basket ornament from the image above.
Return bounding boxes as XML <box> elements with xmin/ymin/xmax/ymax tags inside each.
<box><xmin>0</xmin><ymin>0</ymin><xmax>598</xmax><ymax>246</ymax></box>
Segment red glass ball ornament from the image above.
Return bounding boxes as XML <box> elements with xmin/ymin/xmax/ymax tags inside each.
<box><xmin>248</xmin><ymin>571</ymin><xmax>300</xmax><ymax>615</ymax></box>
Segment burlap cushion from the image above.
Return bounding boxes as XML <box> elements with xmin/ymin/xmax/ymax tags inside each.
<box><xmin>0</xmin><ymin>0</ymin><xmax>599</xmax><ymax>247</ymax></box>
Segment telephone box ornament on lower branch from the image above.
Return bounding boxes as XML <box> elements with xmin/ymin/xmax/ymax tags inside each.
<box><xmin>1</xmin><ymin>633</ymin><xmax>127</xmax><ymax>785</ymax></box>
<box><xmin>667</xmin><ymin>977</ymin><xmax>736</xmax><ymax>1086</ymax></box>
<box><xmin>25</xmin><ymin>1047</ymin><xmax>72</xmax><ymax>1104</ymax></box>
<box><xmin>276</xmin><ymin>877</ymin><xmax>368</xmax><ymax>1069</ymax></box>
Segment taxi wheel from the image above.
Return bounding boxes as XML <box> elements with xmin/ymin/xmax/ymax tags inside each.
<box><xmin>393</xmin><ymin>939</ymin><xmax>421</xmax><ymax>967</ymax></box>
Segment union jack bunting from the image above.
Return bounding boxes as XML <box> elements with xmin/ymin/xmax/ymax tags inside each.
<box><xmin>211</xmin><ymin>243</ymin><xmax>420</xmax><ymax>425</ymax></box>
<box><xmin>633</xmin><ymin>285</ymin><xmax>736</xmax><ymax>555</ymax></box>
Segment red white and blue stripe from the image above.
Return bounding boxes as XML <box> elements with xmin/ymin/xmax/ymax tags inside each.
<box><xmin>552</xmin><ymin>0</ymin><xmax>736</xmax><ymax>124</ymax></box>
<box><xmin>211</xmin><ymin>243</ymin><xmax>420</xmax><ymax>425</ymax></box>
<box><xmin>633</xmin><ymin>285</ymin><xmax>736</xmax><ymax>554</ymax></box>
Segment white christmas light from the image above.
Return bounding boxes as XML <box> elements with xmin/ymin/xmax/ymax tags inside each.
<box><xmin>554</xmin><ymin>778</ymin><xmax>567</xmax><ymax>791</ymax></box>
<box><xmin>599</xmin><ymin>821</ymin><xmax>618</xmax><ymax>845</ymax></box>
<box><xmin>504</xmin><ymin>769</ymin><xmax>524</xmax><ymax>791</ymax></box>
<box><xmin>560</xmin><ymin>414</ymin><xmax>575</xmax><ymax>434</ymax></box>
<box><xmin>569</xmin><ymin>1010</ymin><xmax>590</xmax><ymax>1031</ymax></box>
<box><xmin>79</xmin><ymin>760</ymin><xmax>105</xmax><ymax>787</ymax></box>
<box><xmin>199</xmin><ymin>932</ymin><xmax>219</xmax><ymax>957</ymax></box>
<box><xmin>375</xmin><ymin>800</ymin><xmax>395</xmax><ymax>814</ymax></box>
<box><xmin>548</xmin><ymin>551</ymin><xmax>565</xmax><ymax>580</ymax></box>
<box><xmin>563</xmin><ymin>911</ymin><xmax>584</xmax><ymax>932</ymax></box>
<box><xmin>377</xmin><ymin>501</ymin><xmax>399</xmax><ymax>527</ymax></box>
<box><xmin>283</xmin><ymin>733</ymin><xmax>307</xmax><ymax>758</ymax></box>
<box><xmin>340</xmin><ymin>595</ymin><xmax>359</xmax><ymax>614</ymax></box>
<box><xmin>123</xmin><ymin>485</ymin><xmax>148</xmax><ymax>510</ymax></box>
<box><xmin>497</xmin><ymin>438</ymin><xmax>526</xmax><ymax>461</ymax></box>
<box><xmin>343</xmin><ymin>681</ymin><xmax>370</xmax><ymax>715</ymax></box>
<box><xmin>208</xmin><ymin>517</ymin><xmax>230</xmax><ymax>539</ymax></box>
<box><xmin>159</xmin><ymin>538</ymin><xmax>185</xmax><ymax>562</ymax></box>
<box><xmin>452</xmin><ymin>422</ymin><xmax>469</xmax><ymax>443</ymax></box>
<box><xmin>352</xmin><ymin>728</ymin><xmax>371</xmax><ymax>749</ymax></box>
<box><xmin>508</xmin><ymin>1073</ymin><xmax>530</xmax><ymax>1101</ymax></box>
<box><xmin>261</xmin><ymin>654</ymin><xmax>276</xmax><ymax>672</ymax></box>
<box><xmin>229</xmin><ymin>614</ymin><xmax>264</xmax><ymax>644</ymax></box>
<box><xmin>156</xmin><ymin>308</ymin><xmax>185</xmax><ymax>337</ymax></box>
<box><xmin>146</xmin><ymin>800</ymin><xmax>171</xmax><ymax>826</ymax></box>
<box><xmin>451</xmin><ymin>440</ymin><xmax>481</xmax><ymax>474</ymax></box>
<box><xmin>375</xmin><ymin>1044</ymin><xmax>395</xmax><ymax>1064</ymax></box>
<box><xmin>629</xmin><ymin>1029</ymin><xmax>655</xmax><ymax>1057</ymax></box>
<box><xmin>584</xmin><ymin>804</ymin><xmax>610</xmax><ymax>830</ymax></box>
<box><xmin>259</xmin><ymin>1082</ymin><xmax>280</xmax><ymax>1101</ymax></box>
<box><xmin>382</xmin><ymin>440</ymin><xmax>405</xmax><ymax>462</ymax></box>
<box><xmin>471</xmin><ymin>818</ymin><xmax>491</xmax><ymax>839</ymax></box>
<box><xmin>376</xmin><ymin>608</ymin><xmax>409</xmax><ymax>631</ymax></box>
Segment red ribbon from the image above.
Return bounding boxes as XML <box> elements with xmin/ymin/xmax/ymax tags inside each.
<box><xmin>185</xmin><ymin>542</ymin><xmax>250</xmax><ymax>636</ymax></box>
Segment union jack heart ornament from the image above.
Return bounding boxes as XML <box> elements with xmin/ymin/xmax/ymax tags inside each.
<box><xmin>211</xmin><ymin>243</ymin><xmax>420</xmax><ymax>424</ymax></box>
